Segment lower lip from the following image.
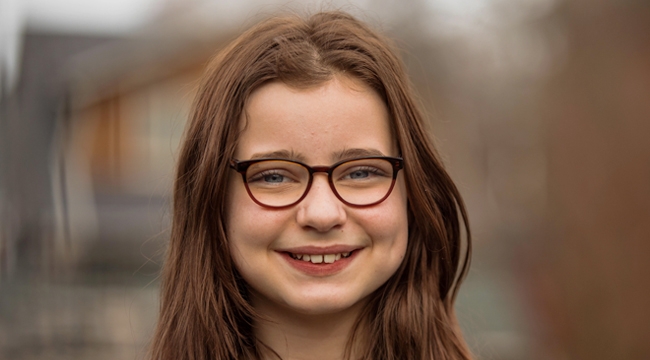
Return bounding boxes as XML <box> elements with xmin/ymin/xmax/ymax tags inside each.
<box><xmin>280</xmin><ymin>250</ymin><xmax>360</xmax><ymax>276</ymax></box>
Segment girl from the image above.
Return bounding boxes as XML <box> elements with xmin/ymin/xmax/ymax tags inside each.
<box><xmin>150</xmin><ymin>10</ymin><xmax>472</xmax><ymax>360</ymax></box>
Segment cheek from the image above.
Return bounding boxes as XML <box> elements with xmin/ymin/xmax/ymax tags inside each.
<box><xmin>227</xmin><ymin>177</ymin><xmax>261</xmax><ymax>251</ymax></box>
<box><xmin>361</xmin><ymin>178</ymin><xmax>409</xmax><ymax>254</ymax></box>
<box><xmin>380</xmin><ymin>177</ymin><xmax>408</xmax><ymax>236</ymax></box>
<box><xmin>227</xmin><ymin>177</ymin><xmax>288</xmax><ymax>252</ymax></box>
<box><xmin>227</xmin><ymin>183</ymin><xmax>269</xmax><ymax>281</ymax></box>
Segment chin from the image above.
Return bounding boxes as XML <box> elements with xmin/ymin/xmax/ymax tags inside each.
<box><xmin>282</xmin><ymin>291</ymin><xmax>371</xmax><ymax>317</ymax></box>
<box><xmin>289</xmin><ymin>303</ymin><xmax>351</xmax><ymax>316</ymax></box>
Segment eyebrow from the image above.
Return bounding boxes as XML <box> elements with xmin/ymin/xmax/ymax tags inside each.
<box><xmin>332</xmin><ymin>148</ymin><xmax>386</xmax><ymax>161</ymax></box>
<box><xmin>248</xmin><ymin>148</ymin><xmax>387</xmax><ymax>163</ymax></box>
<box><xmin>249</xmin><ymin>150</ymin><xmax>307</xmax><ymax>162</ymax></box>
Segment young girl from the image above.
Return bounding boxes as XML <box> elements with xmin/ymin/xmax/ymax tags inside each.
<box><xmin>150</xmin><ymin>10</ymin><xmax>472</xmax><ymax>360</ymax></box>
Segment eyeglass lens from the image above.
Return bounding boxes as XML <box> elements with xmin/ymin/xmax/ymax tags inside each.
<box><xmin>243</xmin><ymin>158</ymin><xmax>396</xmax><ymax>207</ymax></box>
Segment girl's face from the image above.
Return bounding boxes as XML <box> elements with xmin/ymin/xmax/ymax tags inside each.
<box><xmin>227</xmin><ymin>76</ymin><xmax>408</xmax><ymax>317</ymax></box>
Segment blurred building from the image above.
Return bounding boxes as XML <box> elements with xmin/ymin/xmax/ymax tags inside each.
<box><xmin>49</xmin><ymin>27</ymin><xmax>229</xmax><ymax>273</ymax></box>
<box><xmin>1</xmin><ymin>0</ymin><xmax>239</xmax><ymax>275</ymax></box>
<box><xmin>1</xmin><ymin>32</ymin><xmax>117</xmax><ymax>276</ymax></box>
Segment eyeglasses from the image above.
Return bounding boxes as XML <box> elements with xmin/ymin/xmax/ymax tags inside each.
<box><xmin>230</xmin><ymin>156</ymin><xmax>404</xmax><ymax>208</ymax></box>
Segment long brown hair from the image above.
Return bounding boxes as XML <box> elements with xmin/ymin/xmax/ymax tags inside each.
<box><xmin>150</xmin><ymin>10</ymin><xmax>472</xmax><ymax>360</ymax></box>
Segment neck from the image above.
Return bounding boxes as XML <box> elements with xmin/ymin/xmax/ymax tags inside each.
<box><xmin>253</xmin><ymin>297</ymin><xmax>366</xmax><ymax>360</ymax></box>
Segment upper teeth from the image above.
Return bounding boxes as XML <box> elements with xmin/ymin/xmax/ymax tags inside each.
<box><xmin>291</xmin><ymin>252</ymin><xmax>352</xmax><ymax>264</ymax></box>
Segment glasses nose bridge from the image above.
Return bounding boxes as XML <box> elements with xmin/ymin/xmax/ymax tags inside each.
<box><xmin>309</xmin><ymin>165</ymin><xmax>333</xmax><ymax>175</ymax></box>
<box><xmin>308</xmin><ymin>165</ymin><xmax>335</xmax><ymax>183</ymax></box>
<box><xmin>305</xmin><ymin>164</ymin><xmax>337</xmax><ymax>196</ymax></box>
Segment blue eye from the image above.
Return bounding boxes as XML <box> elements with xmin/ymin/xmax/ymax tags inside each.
<box><xmin>348</xmin><ymin>170</ymin><xmax>370</xmax><ymax>179</ymax></box>
<box><xmin>248</xmin><ymin>169</ymin><xmax>297</xmax><ymax>185</ymax></box>
<box><xmin>342</xmin><ymin>166</ymin><xmax>387</xmax><ymax>181</ymax></box>
<box><xmin>263</xmin><ymin>173</ymin><xmax>285</xmax><ymax>183</ymax></box>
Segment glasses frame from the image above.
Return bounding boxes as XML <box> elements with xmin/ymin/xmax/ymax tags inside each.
<box><xmin>230</xmin><ymin>156</ymin><xmax>404</xmax><ymax>209</ymax></box>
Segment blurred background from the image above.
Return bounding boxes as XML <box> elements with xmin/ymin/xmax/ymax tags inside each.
<box><xmin>1</xmin><ymin>0</ymin><xmax>649</xmax><ymax>359</ymax></box>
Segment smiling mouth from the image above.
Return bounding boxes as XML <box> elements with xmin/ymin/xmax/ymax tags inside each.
<box><xmin>287</xmin><ymin>251</ymin><xmax>354</xmax><ymax>264</ymax></box>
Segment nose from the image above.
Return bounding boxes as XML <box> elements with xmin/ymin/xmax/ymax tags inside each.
<box><xmin>296</xmin><ymin>173</ymin><xmax>347</xmax><ymax>232</ymax></box>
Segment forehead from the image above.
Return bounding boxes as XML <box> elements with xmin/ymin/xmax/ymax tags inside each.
<box><xmin>235</xmin><ymin>76</ymin><xmax>396</xmax><ymax>163</ymax></box>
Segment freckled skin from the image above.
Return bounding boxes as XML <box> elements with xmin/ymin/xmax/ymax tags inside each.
<box><xmin>227</xmin><ymin>76</ymin><xmax>409</xmax><ymax>318</ymax></box>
